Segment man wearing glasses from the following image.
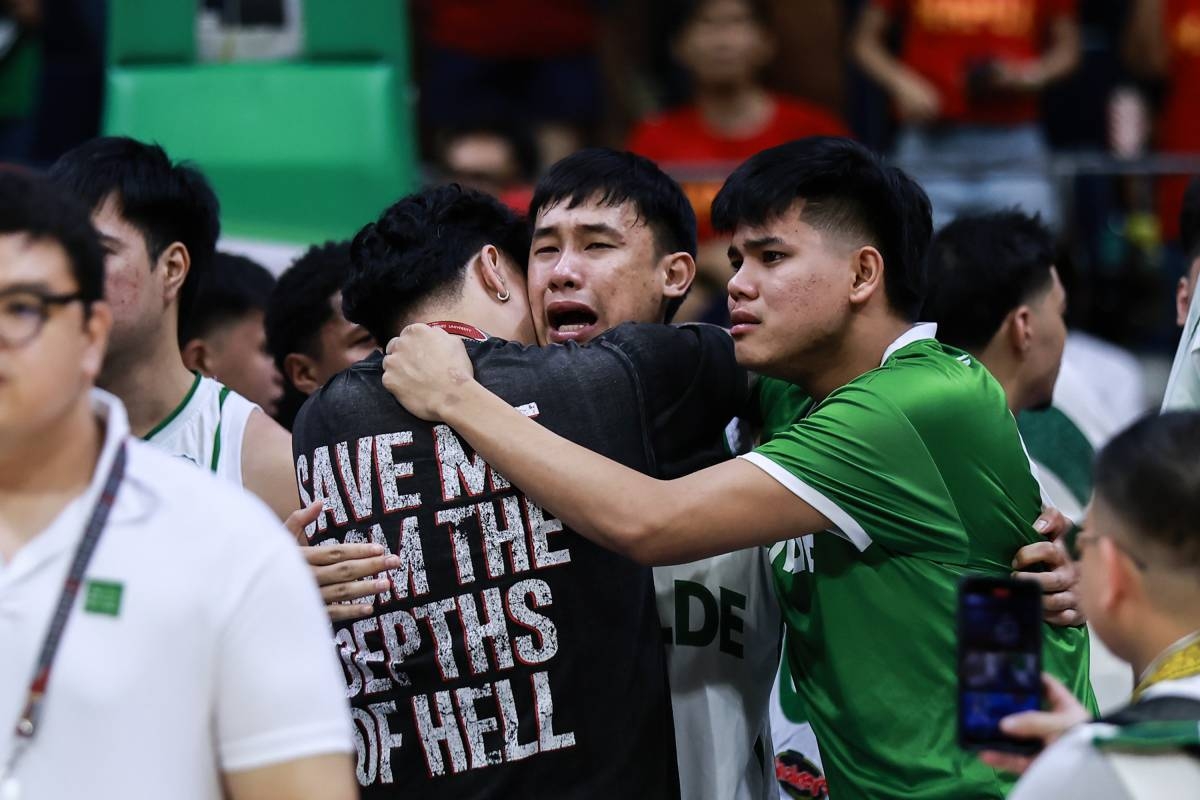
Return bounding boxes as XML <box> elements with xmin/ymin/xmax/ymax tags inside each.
<box><xmin>0</xmin><ymin>172</ymin><xmax>355</xmax><ymax>800</ymax></box>
<box><xmin>979</xmin><ymin>411</ymin><xmax>1200</xmax><ymax>799</ymax></box>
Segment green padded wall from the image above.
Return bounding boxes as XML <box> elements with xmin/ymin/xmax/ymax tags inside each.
<box><xmin>105</xmin><ymin>62</ymin><xmax>417</xmax><ymax>243</ymax></box>
<box><xmin>102</xmin><ymin>0</ymin><xmax>419</xmax><ymax>245</ymax></box>
<box><xmin>107</xmin><ymin>0</ymin><xmax>194</xmax><ymax>64</ymax></box>
<box><xmin>304</xmin><ymin>0</ymin><xmax>409</xmax><ymax>61</ymax></box>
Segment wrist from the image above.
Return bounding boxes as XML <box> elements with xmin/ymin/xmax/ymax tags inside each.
<box><xmin>440</xmin><ymin>377</ymin><xmax>487</xmax><ymax>426</ymax></box>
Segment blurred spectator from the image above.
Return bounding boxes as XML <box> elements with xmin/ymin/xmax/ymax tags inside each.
<box><xmin>852</xmin><ymin>0</ymin><xmax>1081</xmax><ymax>229</ymax></box>
<box><xmin>180</xmin><ymin>251</ymin><xmax>284</xmax><ymax>419</ymax></box>
<box><xmin>436</xmin><ymin>123</ymin><xmax>539</xmax><ymax>211</ymax></box>
<box><xmin>628</xmin><ymin>0</ymin><xmax>848</xmax><ymax>322</ymax></box>
<box><xmin>1124</xmin><ymin>0</ymin><xmax>1200</xmax><ymax>242</ymax></box>
<box><xmin>1163</xmin><ymin>177</ymin><xmax>1200</xmax><ymax>409</ymax></box>
<box><xmin>265</xmin><ymin>241</ymin><xmax>377</xmax><ymax>431</ymax></box>
<box><xmin>414</xmin><ymin>0</ymin><xmax>602</xmax><ymax>166</ymax></box>
<box><xmin>628</xmin><ymin>0</ymin><xmax>847</xmax><ymax>167</ymax></box>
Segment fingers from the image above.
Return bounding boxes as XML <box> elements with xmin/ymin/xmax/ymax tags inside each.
<box><xmin>978</xmin><ymin>751</ymin><xmax>1035</xmax><ymax>776</ymax></box>
<box><xmin>1011</xmin><ymin>540</ymin><xmax>1060</xmax><ymax>572</ymax></box>
<box><xmin>321</xmin><ymin>575</ymin><xmax>391</xmax><ymax>605</ymax></box>
<box><xmin>1041</xmin><ymin>673</ymin><xmax>1089</xmax><ymax>718</ymax></box>
<box><xmin>286</xmin><ymin>499</ymin><xmax>325</xmax><ymax>543</ymax></box>
<box><xmin>327</xmin><ymin>602</ymin><xmax>377</xmax><ymax>623</ymax></box>
<box><xmin>315</xmin><ymin>553</ymin><xmax>401</xmax><ymax>587</ymax></box>
<box><xmin>1034</xmin><ymin>507</ymin><xmax>1072</xmax><ymax>541</ymax></box>
<box><xmin>303</xmin><ymin>542</ymin><xmax>386</xmax><ymax>567</ymax></box>
<box><xmin>1043</xmin><ymin>608</ymin><xmax>1086</xmax><ymax>627</ymax></box>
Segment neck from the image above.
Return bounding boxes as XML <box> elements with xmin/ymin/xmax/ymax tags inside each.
<box><xmin>793</xmin><ymin>317</ymin><xmax>912</xmax><ymax>403</ymax></box>
<box><xmin>408</xmin><ymin>297</ymin><xmax>532</xmax><ymax>345</ymax></box>
<box><xmin>1127</xmin><ymin>616</ymin><xmax>1200</xmax><ymax>679</ymax></box>
<box><xmin>976</xmin><ymin>344</ymin><xmax>1024</xmax><ymax>414</ymax></box>
<box><xmin>0</xmin><ymin>392</ymin><xmax>103</xmax><ymax>556</ymax></box>
<box><xmin>99</xmin><ymin>332</ymin><xmax>196</xmax><ymax>438</ymax></box>
<box><xmin>695</xmin><ymin>84</ymin><xmax>772</xmax><ymax>136</ymax></box>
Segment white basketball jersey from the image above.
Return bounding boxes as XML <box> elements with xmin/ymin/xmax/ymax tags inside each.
<box><xmin>142</xmin><ymin>374</ymin><xmax>257</xmax><ymax>487</ymax></box>
<box><xmin>655</xmin><ymin>547</ymin><xmax>782</xmax><ymax>800</ymax></box>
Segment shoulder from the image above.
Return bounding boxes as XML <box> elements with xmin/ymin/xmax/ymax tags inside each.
<box><xmin>1010</xmin><ymin>724</ymin><xmax>1125</xmax><ymax>800</ymax></box>
<box><xmin>770</xmin><ymin>95</ymin><xmax>849</xmax><ymax>136</ymax></box>
<box><xmin>628</xmin><ymin>107</ymin><xmax>699</xmax><ymax>156</ymax></box>
<box><xmin>122</xmin><ymin>438</ymin><xmax>290</xmax><ymax>552</ymax></box>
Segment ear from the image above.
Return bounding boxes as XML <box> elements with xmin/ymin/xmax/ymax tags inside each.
<box><xmin>659</xmin><ymin>251</ymin><xmax>697</xmax><ymax>300</ymax></box>
<box><xmin>1177</xmin><ymin>274</ymin><xmax>1193</xmax><ymax>328</ymax></box>
<box><xmin>80</xmin><ymin>301</ymin><xmax>113</xmax><ymax>382</ymax></box>
<box><xmin>476</xmin><ymin>244</ymin><xmax>511</xmax><ymax>301</ymax></box>
<box><xmin>1097</xmin><ymin>536</ymin><xmax>1140</xmax><ymax>614</ymax></box>
<box><xmin>157</xmin><ymin>242</ymin><xmax>190</xmax><ymax>307</ymax></box>
<box><xmin>180</xmin><ymin>337</ymin><xmax>210</xmax><ymax>375</ymax></box>
<box><xmin>1007</xmin><ymin>305</ymin><xmax>1034</xmax><ymax>357</ymax></box>
<box><xmin>284</xmin><ymin>352</ymin><xmax>322</xmax><ymax>396</ymax></box>
<box><xmin>847</xmin><ymin>246</ymin><xmax>886</xmax><ymax>306</ymax></box>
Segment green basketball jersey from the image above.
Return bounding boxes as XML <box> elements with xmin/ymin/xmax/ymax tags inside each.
<box><xmin>745</xmin><ymin>328</ymin><xmax>1096</xmax><ymax>800</ymax></box>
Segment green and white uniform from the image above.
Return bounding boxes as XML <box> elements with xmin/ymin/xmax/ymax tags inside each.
<box><xmin>142</xmin><ymin>373</ymin><xmax>258</xmax><ymax>486</ymax></box>
<box><xmin>744</xmin><ymin>325</ymin><xmax>1096</xmax><ymax>799</ymax></box>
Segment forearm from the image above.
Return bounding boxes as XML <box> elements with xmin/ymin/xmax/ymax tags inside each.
<box><xmin>851</xmin><ymin>6</ymin><xmax>912</xmax><ymax>95</ymax></box>
<box><xmin>443</xmin><ymin>380</ymin><xmax>683</xmax><ymax>562</ymax></box>
<box><xmin>1034</xmin><ymin>17</ymin><xmax>1081</xmax><ymax>86</ymax></box>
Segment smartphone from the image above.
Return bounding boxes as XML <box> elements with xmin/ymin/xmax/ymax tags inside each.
<box><xmin>957</xmin><ymin>576</ymin><xmax>1043</xmax><ymax>754</ymax></box>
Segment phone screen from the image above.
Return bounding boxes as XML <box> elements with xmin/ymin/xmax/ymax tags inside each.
<box><xmin>957</xmin><ymin>577</ymin><xmax>1043</xmax><ymax>754</ymax></box>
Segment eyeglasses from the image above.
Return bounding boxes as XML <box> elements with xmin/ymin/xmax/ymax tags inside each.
<box><xmin>1064</xmin><ymin>525</ymin><xmax>1148</xmax><ymax>570</ymax></box>
<box><xmin>0</xmin><ymin>289</ymin><xmax>85</xmax><ymax>348</ymax></box>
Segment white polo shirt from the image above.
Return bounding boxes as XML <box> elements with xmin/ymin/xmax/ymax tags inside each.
<box><xmin>0</xmin><ymin>390</ymin><xmax>351</xmax><ymax>800</ymax></box>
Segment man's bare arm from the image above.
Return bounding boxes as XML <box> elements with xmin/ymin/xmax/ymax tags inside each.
<box><xmin>382</xmin><ymin>325</ymin><xmax>831</xmax><ymax>565</ymax></box>
<box><xmin>242</xmin><ymin>409</ymin><xmax>302</xmax><ymax>520</ymax></box>
<box><xmin>224</xmin><ymin>753</ymin><xmax>357</xmax><ymax>800</ymax></box>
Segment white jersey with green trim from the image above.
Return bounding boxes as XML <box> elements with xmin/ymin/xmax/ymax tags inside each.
<box><xmin>142</xmin><ymin>374</ymin><xmax>257</xmax><ymax>486</ymax></box>
<box><xmin>655</xmin><ymin>548</ymin><xmax>782</xmax><ymax>800</ymax></box>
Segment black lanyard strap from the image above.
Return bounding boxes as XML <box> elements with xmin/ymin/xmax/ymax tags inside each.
<box><xmin>11</xmin><ymin>441</ymin><xmax>128</xmax><ymax>742</ymax></box>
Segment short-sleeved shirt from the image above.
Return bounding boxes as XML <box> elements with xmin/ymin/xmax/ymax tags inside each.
<box><xmin>628</xmin><ymin>94</ymin><xmax>848</xmax><ymax>241</ymax></box>
<box><xmin>0</xmin><ymin>390</ymin><xmax>352</xmax><ymax>800</ymax></box>
<box><xmin>872</xmin><ymin>0</ymin><xmax>1075</xmax><ymax>124</ymax></box>
<box><xmin>291</xmin><ymin>322</ymin><xmax>744</xmax><ymax>800</ymax></box>
<box><xmin>742</xmin><ymin>325</ymin><xmax>1096</xmax><ymax>800</ymax></box>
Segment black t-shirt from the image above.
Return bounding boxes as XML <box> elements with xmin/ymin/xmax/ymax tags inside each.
<box><xmin>291</xmin><ymin>322</ymin><xmax>745</xmax><ymax>800</ymax></box>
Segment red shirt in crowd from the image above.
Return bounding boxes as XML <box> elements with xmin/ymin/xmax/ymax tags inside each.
<box><xmin>421</xmin><ymin>0</ymin><xmax>596</xmax><ymax>59</ymax></box>
<box><xmin>628</xmin><ymin>95</ymin><xmax>848</xmax><ymax>238</ymax></box>
<box><xmin>1158</xmin><ymin>0</ymin><xmax>1200</xmax><ymax>240</ymax></box>
<box><xmin>872</xmin><ymin>0</ymin><xmax>1076</xmax><ymax>125</ymax></box>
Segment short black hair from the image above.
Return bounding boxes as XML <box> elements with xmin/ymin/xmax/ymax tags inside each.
<box><xmin>671</xmin><ymin>0</ymin><xmax>771</xmax><ymax>38</ymax></box>
<box><xmin>266</xmin><ymin>241</ymin><xmax>352</xmax><ymax>371</ymax></box>
<box><xmin>712</xmin><ymin>136</ymin><xmax>932</xmax><ymax>320</ymax></box>
<box><xmin>179</xmin><ymin>252</ymin><xmax>275</xmax><ymax>345</ymax></box>
<box><xmin>530</xmin><ymin>147</ymin><xmax>698</xmax><ymax>321</ymax></box>
<box><xmin>921</xmin><ymin>211</ymin><xmax>1056</xmax><ymax>352</ymax></box>
<box><xmin>47</xmin><ymin>136</ymin><xmax>221</xmax><ymax>325</ymax></box>
<box><xmin>0</xmin><ymin>169</ymin><xmax>105</xmax><ymax>305</ymax></box>
<box><xmin>266</xmin><ymin>241</ymin><xmax>354</xmax><ymax>430</ymax></box>
<box><xmin>1094</xmin><ymin>411</ymin><xmax>1200</xmax><ymax>570</ymax></box>
<box><xmin>1181</xmin><ymin>177</ymin><xmax>1200</xmax><ymax>261</ymax></box>
<box><xmin>344</xmin><ymin>184</ymin><xmax>530</xmax><ymax>344</ymax></box>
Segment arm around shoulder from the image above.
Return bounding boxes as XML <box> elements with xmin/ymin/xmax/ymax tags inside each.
<box><xmin>242</xmin><ymin>409</ymin><xmax>301</xmax><ymax>520</ymax></box>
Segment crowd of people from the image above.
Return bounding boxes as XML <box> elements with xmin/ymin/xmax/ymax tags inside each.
<box><xmin>2</xmin><ymin>1</ymin><xmax>1200</xmax><ymax>800</ymax></box>
<box><xmin>2</xmin><ymin>126</ymin><xmax>1199</xmax><ymax>799</ymax></box>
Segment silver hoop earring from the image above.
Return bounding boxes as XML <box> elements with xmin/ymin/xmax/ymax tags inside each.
<box><xmin>497</xmin><ymin>288</ymin><xmax>510</xmax><ymax>302</ymax></box>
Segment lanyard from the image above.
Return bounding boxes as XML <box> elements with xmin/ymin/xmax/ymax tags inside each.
<box><xmin>1132</xmin><ymin>631</ymin><xmax>1200</xmax><ymax>701</ymax></box>
<box><xmin>0</xmin><ymin>442</ymin><xmax>127</xmax><ymax>795</ymax></box>
<box><xmin>428</xmin><ymin>320</ymin><xmax>488</xmax><ymax>342</ymax></box>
